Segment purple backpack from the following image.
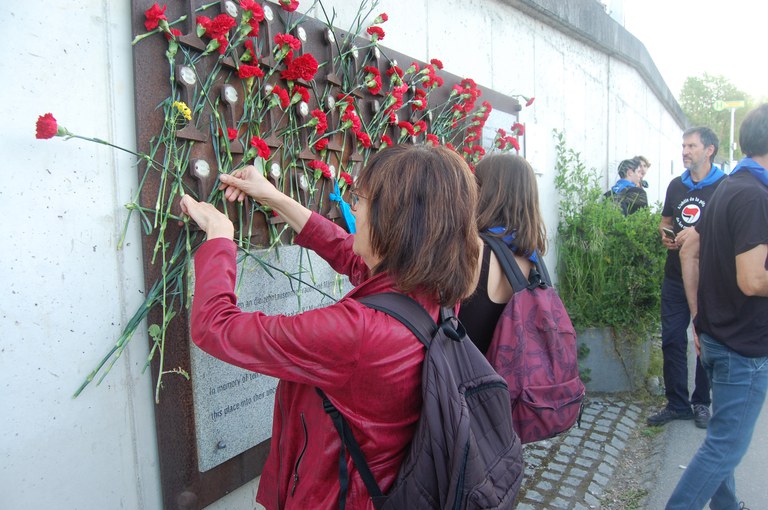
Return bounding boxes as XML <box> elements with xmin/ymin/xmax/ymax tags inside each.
<box><xmin>481</xmin><ymin>233</ymin><xmax>586</xmax><ymax>444</ymax></box>
<box><xmin>318</xmin><ymin>292</ymin><xmax>523</xmax><ymax>509</ymax></box>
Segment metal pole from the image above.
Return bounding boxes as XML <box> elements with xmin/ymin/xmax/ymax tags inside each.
<box><xmin>730</xmin><ymin>107</ymin><xmax>736</xmax><ymax>163</ymax></box>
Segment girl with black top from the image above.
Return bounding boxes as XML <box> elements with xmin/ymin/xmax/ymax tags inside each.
<box><xmin>459</xmin><ymin>154</ymin><xmax>547</xmax><ymax>353</ymax></box>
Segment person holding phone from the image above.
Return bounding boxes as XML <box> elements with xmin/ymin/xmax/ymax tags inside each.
<box><xmin>647</xmin><ymin>127</ymin><xmax>726</xmax><ymax>429</ymax></box>
<box><xmin>667</xmin><ymin>103</ymin><xmax>768</xmax><ymax>510</ymax></box>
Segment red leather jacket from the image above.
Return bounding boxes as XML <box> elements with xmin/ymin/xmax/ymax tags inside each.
<box><xmin>191</xmin><ymin>212</ymin><xmax>433</xmax><ymax>509</ymax></box>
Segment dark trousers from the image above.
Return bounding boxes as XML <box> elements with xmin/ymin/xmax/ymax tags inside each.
<box><xmin>661</xmin><ymin>277</ymin><xmax>711</xmax><ymax>411</ymax></box>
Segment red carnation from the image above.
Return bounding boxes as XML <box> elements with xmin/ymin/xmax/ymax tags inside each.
<box><xmin>246</xmin><ymin>19</ymin><xmax>260</xmax><ymax>37</ymax></box>
<box><xmin>413</xmin><ymin>120</ymin><xmax>427</xmax><ymax>134</ymax></box>
<box><xmin>426</xmin><ymin>134</ymin><xmax>439</xmax><ymax>146</ymax></box>
<box><xmin>144</xmin><ymin>3</ymin><xmax>167</xmax><ymax>31</ymax></box>
<box><xmin>397</xmin><ymin>121</ymin><xmax>415</xmax><ymax>136</ymax></box>
<box><xmin>511</xmin><ymin>122</ymin><xmax>525</xmax><ymax>136</ymax></box>
<box><xmin>381</xmin><ymin>134</ymin><xmax>393</xmax><ymax>147</ymax></box>
<box><xmin>281</xmin><ymin>53</ymin><xmax>318</xmax><ymax>81</ymax></box>
<box><xmin>314</xmin><ymin>138</ymin><xmax>329</xmax><ymax>151</ymax></box>
<box><xmin>226</xmin><ymin>127</ymin><xmax>238</xmax><ymax>141</ymax></box>
<box><xmin>507</xmin><ymin>137</ymin><xmax>520</xmax><ymax>151</ymax></box>
<box><xmin>279</xmin><ymin>0</ymin><xmax>300</xmax><ymax>12</ymax></box>
<box><xmin>411</xmin><ymin>89</ymin><xmax>427</xmax><ymax>111</ymax></box>
<box><xmin>356</xmin><ymin>131</ymin><xmax>372</xmax><ymax>148</ymax></box>
<box><xmin>364</xmin><ymin>66</ymin><xmax>382</xmax><ymax>95</ymax></box>
<box><xmin>340</xmin><ymin>171</ymin><xmax>353</xmax><ymax>186</ymax></box>
<box><xmin>250</xmin><ymin>136</ymin><xmax>271</xmax><ymax>159</ymax></box>
<box><xmin>201</xmin><ymin>13</ymin><xmax>236</xmax><ymax>39</ymax></box>
<box><xmin>271</xmin><ymin>85</ymin><xmax>291</xmax><ymax>109</ymax></box>
<box><xmin>387</xmin><ymin>65</ymin><xmax>403</xmax><ymax>77</ymax></box>
<box><xmin>274</xmin><ymin>33</ymin><xmax>301</xmax><ymax>51</ymax></box>
<box><xmin>309</xmin><ymin>160</ymin><xmax>331</xmax><ymax>179</ymax></box>
<box><xmin>240</xmin><ymin>0</ymin><xmax>265</xmax><ymax>20</ymax></box>
<box><xmin>422</xmin><ymin>65</ymin><xmax>443</xmax><ymax>89</ymax></box>
<box><xmin>373</xmin><ymin>13</ymin><xmax>388</xmax><ymax>24</ymax></box>
<box><xmin>164</xmin><ymin>28</ymin><xmax>182</xmax><ymax>40</ymax></box>
<box><xmin>341</xmin><ymin>108</ymin><xmax>362</xmax><ymax>133</ymax></box>
<box><xmin>366</xmin><ymin>26</ymin><xmax>385</xmax><ymax>41</ymax></box>
<box><xmin>310</xmin><ymin>109</ymin><xmax>328</xmax><ymax>135</ymax></box>
<box><xmin>293</xmin><ymin>84</ymin><xmax>310</xmax><ymax>104</ymax></box>
<box><xmin>237</xmin><ymin>63</ymin><xmax>264</xmax><ymax>79</ymax></box>
<box><xmin>525</xmin><ymin>96</ymin><xmax>535</xmax><ymax>107</ymax></box>
<box><xmin>35</xmin><ymin>113</ymin><xmax>59</xmax><ymax>139</ymax></box>
<box><xmin>430</xmin><ymin>58</ymin><xmax>444</xmax><ymax>70</ymax></box>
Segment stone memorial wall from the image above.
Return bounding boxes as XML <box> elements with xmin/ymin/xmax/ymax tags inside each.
<box><xmin>129</xmin><ymin>0</ymin><xmax>520</xmax><ymax>507</ymax></box>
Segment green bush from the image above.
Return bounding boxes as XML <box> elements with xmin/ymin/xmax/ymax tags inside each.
<box><xmin>553</xmin><ymin>130</ymin><xmax>666</xmax><ymax>341</ymax></box>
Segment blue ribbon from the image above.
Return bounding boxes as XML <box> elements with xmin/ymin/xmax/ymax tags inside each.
<box><xmin>680</xmin><ymin>165</ymin><xmax>725</xmax><ymax>191</ymax></box>
<box><xmin>487</xmin><ymin>226</ymin><xmax>538</xmax><ymax>263</ymax></box>
<box><xmin>730</xmin><ymin>157</ymin><xmax>768</xmax><ymax>187</ymax></box>
<box><xmin>329</xmin><ymin>180</ymin><xmax>356</xmax><ymax>234</ymax></box>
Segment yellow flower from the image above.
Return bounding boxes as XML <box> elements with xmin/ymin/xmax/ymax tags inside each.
<box><xmin>172</xmin><ymin>101</ymin><xmax>192</xmax><ymax>121</ymax></box>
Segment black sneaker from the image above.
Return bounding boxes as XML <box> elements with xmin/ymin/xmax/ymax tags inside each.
<box><xmin>647</xmin><ymin>406</ymin><xmax>694</xmax><ymax>426</ymax></box>
<box><xmin>693</xmin><ymin>404</ymin><xmax>711</xmax><ymax>429</ymax></box>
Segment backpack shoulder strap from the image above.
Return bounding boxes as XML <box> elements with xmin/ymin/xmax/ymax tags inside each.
<box><xmin>358</xmin><ymin>292</ymin><xmax>438</xmax><ymax>348</ymax></box>
<box><xmin>317</xmin><ymin>292</ymin><xmax>439</xmax><ymax>510</ymax></box>
<box><xmin>480</xmin><ymin>233</ymin><xmax>553</xmax><ymax>290</ymax></box>
<box><xmin>480</xmin><ymin>233</ymin><xmax>529</xmax><ymax>292</ymax></box>
<box><xmin>535</xmin><ymin>255</ymin><xmax>553</xmax><ymax>287</ymax></box>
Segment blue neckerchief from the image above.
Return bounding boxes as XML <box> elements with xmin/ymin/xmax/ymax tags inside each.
<box><xmin>731</xmin><ymin>157</ymin><xmax>768</xmax><ymax>187</ymax></box>
<box><xmin>680</xmin><ymin>165</ymin><xmax>725</xmax><ymax>191</ymax></box>
<box><xmin>486</xmin><ymin>226</ymin><xmax>538</xmax><ymax>263</ymax></box>
<box><xmin>611</xmin><ymin>179</ymin><xmax>634</xmax><ymax>194</ymax></box>
<box><xmin>329</xmin><ymin>180</ymin><xmax>356</xmax><ymax>233</ymax></box>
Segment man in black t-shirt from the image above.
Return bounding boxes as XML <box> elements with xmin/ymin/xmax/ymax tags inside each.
<box><xmin>666</xmin><ymin>104</ymin><xmax>768</xmax><ymax>510</ymax></box>
<box><xmin>647</xmin><ymin>127</ymin><xmax>725</xmax><ymax>429</ymax></box>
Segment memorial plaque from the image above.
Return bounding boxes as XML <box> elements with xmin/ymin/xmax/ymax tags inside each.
<box><xmin>190</xmin><ymin>244</ymin><xmax>352</xmax><ymax>472</ymax></box>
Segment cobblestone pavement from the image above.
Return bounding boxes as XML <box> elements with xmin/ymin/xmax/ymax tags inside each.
<box><xmin>515</xmin><ymin>394</ymin><xmax>645</xmax><ymax>510</ymax></box>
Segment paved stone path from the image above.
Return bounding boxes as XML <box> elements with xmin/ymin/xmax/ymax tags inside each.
<box><xmin>515</xmin><ymin>395</ymin><xmax>644</xmax><ymax>510</ymax></box>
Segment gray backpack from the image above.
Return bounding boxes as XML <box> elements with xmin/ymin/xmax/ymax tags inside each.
<box><xmin>318</xmin><ymin>292</ymin><xmax>523</xmax><ymax>509</ymax></box>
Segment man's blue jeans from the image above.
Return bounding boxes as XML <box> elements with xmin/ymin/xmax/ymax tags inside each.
<box><xmin>666</xmin><ymin>333</ymin><xmax>768</xmax><ymax>510</ymax></box>
<box><xmin>661</xmin><ymin>277</ymin><xmax>711</xmax><ymax>411</ymax></box>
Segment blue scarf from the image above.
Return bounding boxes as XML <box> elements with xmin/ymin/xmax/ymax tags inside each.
<box><xmin>486</xmin><ymin>227</ymin><xmax>538</xmax><ymax>263</ymax></box>
<box><xmin>681</xmin><ymin>165</ymin><xmax>725</xmax><ymax>191</ymax></box>
<box><xmin>329</xmin><ymin>180</ymin><xmax>356</xmax><ymax>234</ymax></box>
<box><xmin>611</xmin><ymin>179</ymin><xmax>634</xmax><ymax>194</ymax></box>
<box><xmin>730</xmin><ymin>157</ymin><xmax>768</xmax><ymax>187</ymax></box>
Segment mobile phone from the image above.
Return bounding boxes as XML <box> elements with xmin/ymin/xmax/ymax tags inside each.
<box><xmin>662</xmin><ymin>227</ymin><xmax>675</xmax><ymax>240</ymax></box>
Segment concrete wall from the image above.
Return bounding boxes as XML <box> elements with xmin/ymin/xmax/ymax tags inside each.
<box><xmin>0</xmin><ymin>1</ymin><xmax>684</xmax><ymax>509</ymax></box>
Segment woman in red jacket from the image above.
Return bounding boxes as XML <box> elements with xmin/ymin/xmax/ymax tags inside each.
<box><xmin>180</xmin><ymin>144</ymin><xmax>480</xmax><ymax>510</ymax></box>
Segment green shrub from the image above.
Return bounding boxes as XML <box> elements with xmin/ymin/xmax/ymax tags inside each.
<box><xmin>553</xmin><ymin>130</ymin><xmax>666</xmax><ymax>342</ymax></box>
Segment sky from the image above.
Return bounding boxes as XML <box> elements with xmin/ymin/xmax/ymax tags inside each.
<box><xmin>620</xmin><ymin>0</ymin><xmax>767</xmax><ymax>101</ymax></box>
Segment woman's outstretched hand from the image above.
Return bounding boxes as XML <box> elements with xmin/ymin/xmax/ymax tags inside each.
<box><xmin>219</xmin><ymin>165</ymin><xmax>278</xmax><ymax>204</ymax></box>
<box><xmin>180</xmin><ymin>195</ymin><xmax>235</xmax><ymax>240</ymax></box>
<box><xmin>218</xmin><ymin>164</ymin><xmax>312</xmax><ymax>234</ymax></box>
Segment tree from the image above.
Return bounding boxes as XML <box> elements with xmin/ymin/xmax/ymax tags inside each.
<box><xmin>679</xmin><ymin>74</ymin><xmax>753</xmax><ymax>163</ymax></box>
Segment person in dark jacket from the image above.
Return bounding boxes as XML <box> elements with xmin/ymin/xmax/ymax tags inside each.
<box><xmin>179</xmin><ymin>144</ymin><xmax>481</xmax><ymax>510</ymax></box>
<box><xmin>605</xmin><ymin>158</ymin><xmax>648</xmax><ymax>215</ymax></box>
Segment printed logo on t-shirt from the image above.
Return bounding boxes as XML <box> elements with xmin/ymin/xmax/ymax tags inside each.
<box><xmin>675</xmin><ymin>196</ymin><xmax>707</xmax><ymax>227</ymax></box>
<box><xmin>681</xmin><ymin>204</ymin><xmax>701</xmax><ymax>224</ymax></box>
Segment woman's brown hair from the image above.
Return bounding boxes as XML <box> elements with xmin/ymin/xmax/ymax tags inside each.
<box><xmin>354</xmin><ymin>144</ymin><xmax>479</xmax><ymax>307</ymax></box>
<box><xmin>474</xmin><ymin>153</ymin><xmax>547</xmax><ymax>256</ymax></box>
